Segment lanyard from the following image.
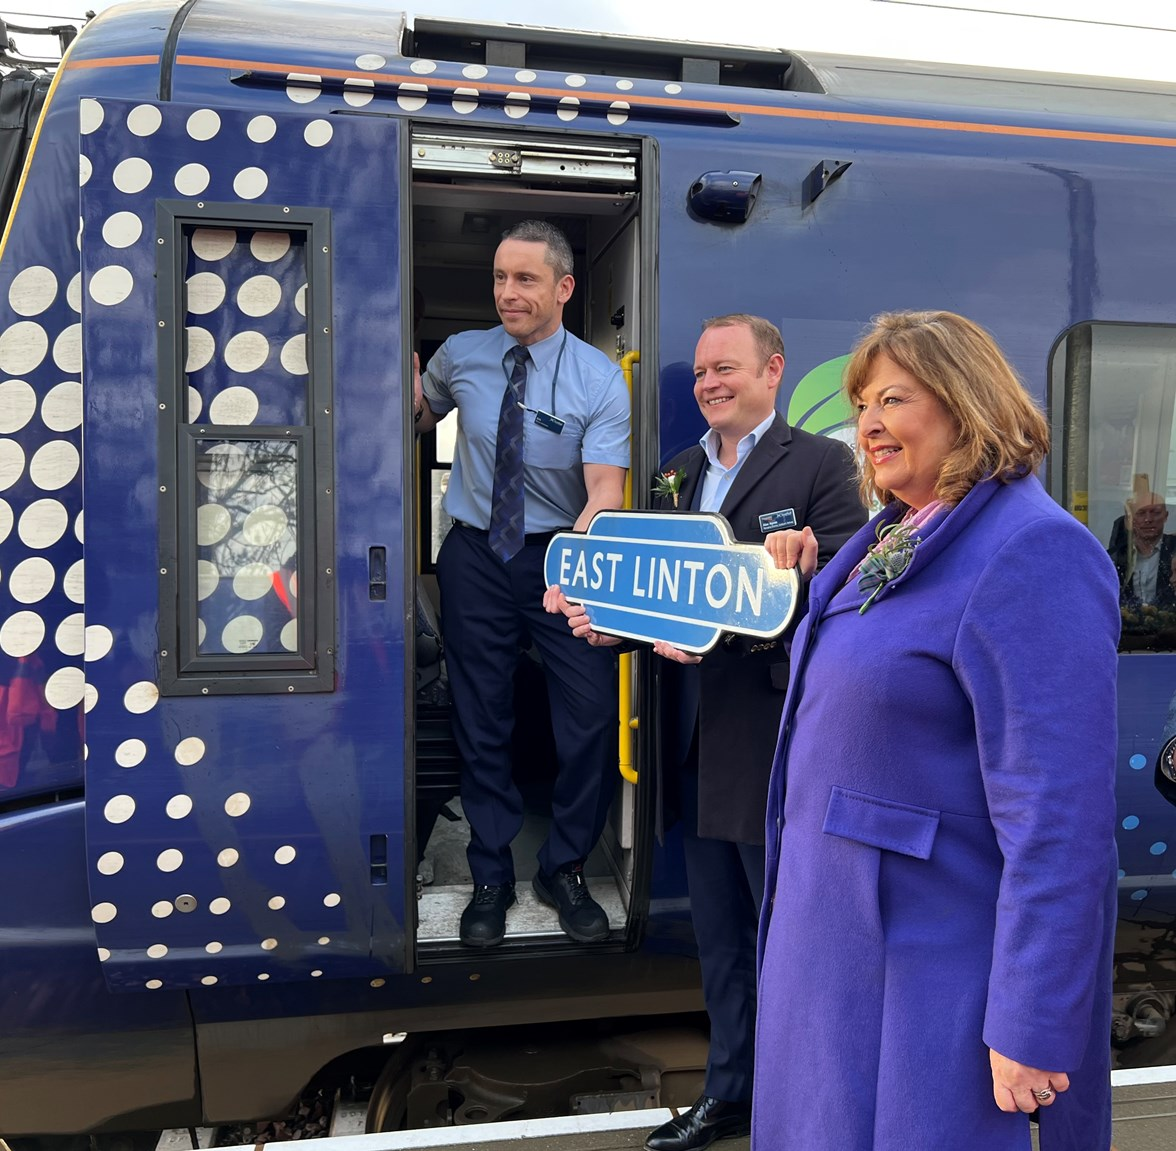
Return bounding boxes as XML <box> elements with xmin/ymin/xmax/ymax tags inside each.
<box><xmin>503</xmin><ymin>330</ymin><xmax>568</xmax><ymax>417</ymax></box>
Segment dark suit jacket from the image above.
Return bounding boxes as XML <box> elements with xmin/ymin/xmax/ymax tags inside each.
<box><xmin>653</xmin><ymin>413</ymin><xmax>865</xmax><ymax>845</ymax></box>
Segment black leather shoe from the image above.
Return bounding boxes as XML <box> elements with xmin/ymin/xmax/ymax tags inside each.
<box><xmin>644</xmin><ymin>1096</ymin><xmax>751</xmax><ymax>1151</ymax></box>
<box><xmin>532</xmin><ymin>863</ymin><xmax>609</xmax><ymax>942</ymax></box>
<box><xmin>459</xmin><ymin>883</ymin><xmax>516</xmax><ymax>947</ymax></box>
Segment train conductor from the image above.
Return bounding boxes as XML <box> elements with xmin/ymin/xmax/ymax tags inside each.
<box><xmin>413</xmin><ymin>219</ymin><xmax>631</xmax><ymax>948</ymax></box>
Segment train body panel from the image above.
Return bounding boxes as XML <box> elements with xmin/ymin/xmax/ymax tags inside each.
<box><xmin>1</xmin><ymin>0</ymin><xmax>1175</xmax><ymax>1135</ymax></box>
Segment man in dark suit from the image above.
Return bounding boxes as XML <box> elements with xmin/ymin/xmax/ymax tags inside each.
<box><xmin>547</xmin><ymin>314</ymin><xmax>864</xmax><ymax>1150</ymax></box>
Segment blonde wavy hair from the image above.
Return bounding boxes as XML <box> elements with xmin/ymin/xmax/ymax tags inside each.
<box><xmin>844</xmin><ymin>311</ymin><xmax>1050</xmax><ymax>508</ymax></box>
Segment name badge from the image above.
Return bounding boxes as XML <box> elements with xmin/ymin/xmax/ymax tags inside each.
<box><xmin>534</xmin><ymin>410</ymin><xmax>565</xmax><ymax>434</ymax></box>
<box><xmin>758</xmin><ymin>508</ymin><xmax>797</xmax><ymax>533</ymax></box>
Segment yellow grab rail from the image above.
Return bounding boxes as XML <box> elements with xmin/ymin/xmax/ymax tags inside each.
<box><xmin>618</xmin><ymin>351</ymin><xmax>640</xmax><ymax>785</ymax></box>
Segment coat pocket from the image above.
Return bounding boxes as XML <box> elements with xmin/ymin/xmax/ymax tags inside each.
<box><xmin>822</xmin><ymin>785</ymin><xmax>940</xmax><ymax>860</ymax></box>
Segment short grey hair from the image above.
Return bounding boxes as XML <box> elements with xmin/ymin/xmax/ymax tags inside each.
<box><xmin>501</xmin><ymin>220</ymin><xmax>574</xmax><ymax>280</ymax></box>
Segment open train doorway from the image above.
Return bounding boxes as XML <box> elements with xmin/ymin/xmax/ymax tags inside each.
<box><xmin>407</xmin><ymin>126</ymin><xmax>655</xmax><ymax>956</ymax></box>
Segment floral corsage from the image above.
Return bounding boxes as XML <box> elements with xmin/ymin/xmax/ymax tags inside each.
<box><xmin>857</xmin><ymin>520</ymin><xmax>919</xmax><ymax>614</ymax></box>
<box><xmin>653</xmin><ymin>467</ymin><xmax>687</xmax><ymax>508</ymax></box>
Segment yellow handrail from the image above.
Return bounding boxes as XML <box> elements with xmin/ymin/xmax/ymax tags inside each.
<box><xmin>618</xmin><ymin>351</ymin><xmax>640</xmax><ymax>785</ymax></box>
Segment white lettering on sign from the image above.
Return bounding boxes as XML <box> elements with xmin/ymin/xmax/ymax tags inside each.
<box><xmin>559</xmin><ymin>547</ymin><xmax>624</xmax><ymax>593</ymax></box>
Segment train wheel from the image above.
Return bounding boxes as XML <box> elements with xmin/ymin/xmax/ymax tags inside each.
<box><xmin>365</xmin><ymin>1042</ymin><xmax>417</xmax><ymax>1132</ymax></box>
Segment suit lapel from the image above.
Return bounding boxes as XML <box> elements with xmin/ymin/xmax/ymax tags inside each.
<box><xmin>719</xmin><ymin>413</ymin><xmax>791</xmax><ymax>524</ymax></box>
<box><xmin>670</xmin><ymin>447</ymin><xmax>706</xmax><ymax>513</ymax></box>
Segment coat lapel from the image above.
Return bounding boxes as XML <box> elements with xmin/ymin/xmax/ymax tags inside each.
<box><xmin>814</xmin><ymin>478</ymin><xmax>1008</xmax><ymax>619</ymax></box>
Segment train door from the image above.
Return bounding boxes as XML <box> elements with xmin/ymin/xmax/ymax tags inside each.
<box><xmin>79</xmin><ymin>97</ymin><xmax>410</xmax><ymax>990</ymax></box>
<box><xmin>408</xmin><ymin>126</ymin><xmax>655</xmax><ymax>953</ymax></box>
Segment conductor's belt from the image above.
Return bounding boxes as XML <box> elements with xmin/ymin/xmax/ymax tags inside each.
<box><xmin>454</xmin><ymin>522</ymin><xmax>563</xmax><ymax>546</ymax></box>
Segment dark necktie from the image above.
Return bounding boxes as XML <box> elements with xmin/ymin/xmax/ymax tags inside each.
<box><xmin>488</xmin><ymin>345</ymin><xmax>528</xmax><ymax>562</ymax></box>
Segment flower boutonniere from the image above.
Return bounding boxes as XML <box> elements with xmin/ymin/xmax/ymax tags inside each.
<box><xmin>653</xmin><ymin>467</ymin><xmax>687</xmax><ymax>508</ymax></box>
<box><xmin>857</xmin><ymin>520</ymin><xmax>919</xmax><ymax>614</ymax></box>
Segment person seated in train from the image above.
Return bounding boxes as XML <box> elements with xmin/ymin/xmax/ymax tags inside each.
<box><xmin>412</xmin><ymin>219</ymin><xmax>630</xmax><ymax>948</ymax></box>
<box><xmin>1107</xmin><ymin>489</ymin><xmax>1176</xmax><ymax>610</ymax></box>
<box><xmin>544</xmin><ymin>313</ymin><xmax>864</xmax><ymax>1151</ymax></box>
<box><xmin>754</xmin><ymin>311</ymin><xmax>1118</xmax><ymax>1151</ymax></box>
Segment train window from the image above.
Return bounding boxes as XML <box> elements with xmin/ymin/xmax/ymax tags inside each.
<box><xmin>155</xmin><ymin>202</ymin><xmax>336</xmax><ymax>694</ymax></box>
<box><xmin>1054</xmin><ymin>323</ymin><xmax>1176</xmax><ymax>652</ymax></box>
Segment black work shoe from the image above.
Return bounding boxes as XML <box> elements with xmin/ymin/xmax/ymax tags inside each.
<box><xmin>532</xmin><ymin>863</ymin><xmax>610</xmax><ymax>942</ymax></box>
<box><xmin>644</xmin><ymin>1096</ymin><xmax>751</xmax><ymax>1151</ymax></box>
<box><xmin>459</xmin><ymin>883</ymin><xmax>516</xmax><ymax>947</ymax></box>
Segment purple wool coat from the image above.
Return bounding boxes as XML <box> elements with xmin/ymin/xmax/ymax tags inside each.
<box><xmin>754</xmin><ymin>476</ymin><xmax>1120</xmax><ymax>1151</ymax></box>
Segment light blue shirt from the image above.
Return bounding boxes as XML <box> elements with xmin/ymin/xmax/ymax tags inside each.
<box><xmin>698</xmin><ymin>412</ymin><xmax>777</xmax><ymax>513</ymax></box>
<box><xmin>421</xmin><ymin>324</ymin><xmax>630</xmax><ymax>532</ymax></box>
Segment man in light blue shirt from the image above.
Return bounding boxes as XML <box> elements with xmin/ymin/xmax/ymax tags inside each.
<box><xmin>413</xmin><ymin>220</ymin><xmax>630</xmax><ymax>947</ymax></box>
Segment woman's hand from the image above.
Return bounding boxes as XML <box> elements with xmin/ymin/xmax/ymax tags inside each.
<box><xmin>764</xmin><ymin>525</ymin><xmax>819</xmax><ymax>580</ymax></box>
<box><xmin>542</xmin><ymin>585</ymin><xmax>621</xmax><ymax>646</ymax></box>
<box><xmin>989</xmin><ymin>1048</ymin><xmax>1068</xmax><ymax>1114</ymax></box>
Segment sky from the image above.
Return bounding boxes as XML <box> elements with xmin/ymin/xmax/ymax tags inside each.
<box><xmin>3</xmin><ymin>0</ymin><xmax>1176</xmax><ymax>81</ymax></box>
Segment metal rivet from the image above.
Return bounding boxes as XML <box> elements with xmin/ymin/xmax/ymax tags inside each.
<box><xmin>160</xmin><ymin>650</ymin><xmax>168</xmax><ymax>657</ymax></box>
<box><xmin>201</xmin><ymin>687</ymin><xmax>209</xmax><ymax>694</ymax></box>
<box><xmin>323</xmin><ymin>327</ymin><xmax>330</xmax><ymax>334</ymax></box>
<box><xmin>323</xmin><ymin>407</ymin><xmax>330</xmax><ymax>414</ymax></box>
<box><xmin>160</xmin><ymin>567</ymin><xmax>167</xmax><ymax>574</ymax></box>
<box><xmin>159</xmin><ymin>485</ymin><xmax>166</xmax><ymax>492</ymax></box>
<box><xmin>322</xmin><ymin>246</ymin><xmax>329</xmax><ymax>253</ymax></box>
<box><xmin>287</xmin><ymin>686</ymin><xmax>295</xmax><ymax>693</ymax></box>
<box><xmin>175</xmin><ymin>894</ymin><xmax>197</xmax><ymax>913</ymax></box>
<box><xmin>283</xmin><ymin>206</ymin><xmax>291</xmax><ymax>214</ymax></box>
<box><xmin>469</xmin><ymin>973</ymin><xmax>480</xmax><ymax>982</ymax></box>
<box><xmin>159</xmin><ymin>403</ymin><xmax>166</xmax><ymax>409</ymax></box>
<box><xmin>158</xmin><ymin>320</ymin><xmax>166</xmax><ymax>327</ymax></box>
<box><xmin>157</xmin><ymin>237</ymin><xmax>165</xmax><ymax>245</ymax></box>
<box><xmin>420</xmin><ymin>976</ymin><xmax>432</xmax><ymax>984</ymax></box>
<box><xmin>196</xmin><ymin>202</ymin><xmax>204</xmax><ymax>209</ymax></box>
<box><xmin>325</xmin><ymin>568</ymin><xmax>332</xmax><ymax>575</ymax></box>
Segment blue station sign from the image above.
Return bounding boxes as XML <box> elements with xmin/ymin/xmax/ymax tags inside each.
<box><xmin>544</xmin><ymin>510</ymin><xmax>800</xmax><ymax>653</ymax></box>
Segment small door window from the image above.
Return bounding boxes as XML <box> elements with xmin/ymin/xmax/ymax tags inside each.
<box><xmin>156</xmin><ymin>202</ymin><xmax>335</xmax><ymax>693</ymax></box>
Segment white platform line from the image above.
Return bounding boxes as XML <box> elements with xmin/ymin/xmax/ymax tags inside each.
<box><xmin>291</xmin><ymin>1107</ymin><xmax>675</xmax><ymax>1150</ymax></box>
<box><xmin>1112</xmin><ymin>1065</ymin><xmax>1176</xmax><ymax>1087</ymax></box>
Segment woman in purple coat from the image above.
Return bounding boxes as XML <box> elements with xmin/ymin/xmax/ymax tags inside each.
<box><xmin>756</xmin><ymin>312</ymin><xmax>1119</xmax><ymax>1151</ymax></box>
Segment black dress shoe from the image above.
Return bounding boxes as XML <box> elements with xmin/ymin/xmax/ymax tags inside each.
<box><xmin>532</xmin><ymin>863</ymin><xmax>609</xmax><ymax>942</ymax></box>
<box><xmin>459</xmin><ymin>883</ymin><xmax>516</xmax><ymax>947</ymax></box>
<box><xmin>645</xmin><ymin>1095</ymin><xmax>751</xmax><ymax>1151</ymax></box>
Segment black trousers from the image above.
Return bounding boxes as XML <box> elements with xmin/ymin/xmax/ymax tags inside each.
<box><xmin>437</xmin><ymin>523</ymin><xmax>618</xmax><ymax>885</ymax></box>
<box><xmin>680</xmin><ymin>761</ymin><xmax>765</xmax><ymax>1104</ymax></box>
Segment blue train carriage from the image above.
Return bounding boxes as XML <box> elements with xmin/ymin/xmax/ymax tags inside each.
<box><xmin>1</xmin><ymin>0</ymin><xmax>1175</xmax><ymax>1140</ymax></box>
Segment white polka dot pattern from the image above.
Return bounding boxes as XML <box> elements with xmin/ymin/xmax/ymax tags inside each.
<box><xmin>344</xmin><ymin>79</ymin><xmax>374</xmax><ymax>108</ymax></box>
<box><xmin>56</xmin><ymin>613</ymin><xmax>84</xmax><ymax>657</ymax></box>
<box><xmin>126</xmin><ymin>105</ymin><xmax>162</xmax><ymax>137</ymax></box>
<box><xmin>9</xmin><ymin>266</ymin><xmax>57</xmax><ymax>316</ymax></box>
<box><xmin>0</xmin><ymin>610</ymin><xmax>44</xmax><ymax>657</ymax></box>
<box><xmin>174</xmin><ymin>736</ymin><xmax>205</xmax><ymax>766</ymax></box>
<box><xmin>70</xmin><ymin>97</ymin><xmax>394</xmax><ymax>990</ymax></box>
<box><xmin>0</xmin><ymin>321</ymin><xmax>49</xmax><ymax>374</ymax></box>
<box><xmin>115</xmin><ymin>738</ymin><xmax>146</xmax><ymax>768</ymax></box>
<box><xmin>0</xmin><ymin>379</ymin><xmax>37</xmax><ymax>432</ymax></box>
